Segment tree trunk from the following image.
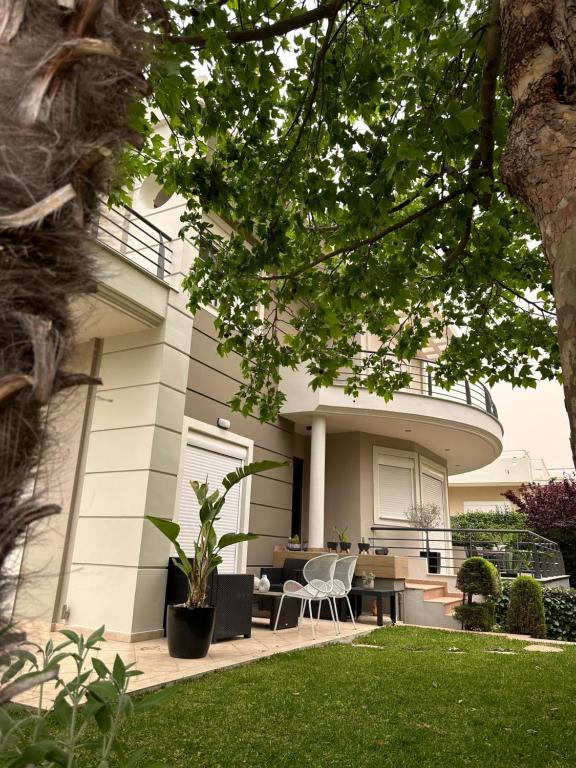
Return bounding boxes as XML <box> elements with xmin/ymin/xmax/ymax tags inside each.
<box><xmin>0</xmin><ymin>0</ymin><xmax>151</xmax><ymax>653</ymax></box>
<box><xmin>501</xmin><ymin>0</ymin><xmax>576</xmax><ymax>468</ymax></box>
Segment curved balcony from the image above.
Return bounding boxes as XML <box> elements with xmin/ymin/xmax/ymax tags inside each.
<box><xmin>279</xmin><ymin>355</ymin><xmax>503</xmax><ymax>474</ymax></box>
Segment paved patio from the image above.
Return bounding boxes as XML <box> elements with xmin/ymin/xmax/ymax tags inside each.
<box><xmin>12</xmin><ymin>616</ymin><xmax>380</xmax><ymax>708</ymax></box>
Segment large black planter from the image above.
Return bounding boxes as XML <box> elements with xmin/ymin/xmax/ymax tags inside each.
<box><xmin>166</xmin><ymin>605</ymin><xmax>216</xmax><ymax>659</ymax></box>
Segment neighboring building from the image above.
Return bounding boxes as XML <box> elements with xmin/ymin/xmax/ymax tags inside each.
<box><xmin>9</xmin><ymin>150</ymin><xmax>504</xmax><ymax>640</ymax></box>
<box><xmin>448</xmin><ymin>449</ymin><xmax>552</xmax><ymax>516</ymax></box>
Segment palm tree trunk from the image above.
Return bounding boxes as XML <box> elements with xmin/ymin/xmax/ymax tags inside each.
<box><xmin>0</xmin><ymin>0</ymin><xmax>152</xmax><ymax>652</ymax></box>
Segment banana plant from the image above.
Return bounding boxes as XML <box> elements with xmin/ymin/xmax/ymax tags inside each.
<box><xmin>147</xmin><ymin>460</ymin><xmax>286</xmax><ymax>608</ymax></box>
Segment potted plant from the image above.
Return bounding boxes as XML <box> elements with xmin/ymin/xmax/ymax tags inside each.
<box><xmin>362</xmin><ymin>571</ymin><xmax>376</xmax><ymax>589</ymax></box>
<box><xmin>147</xmin><ymin>459</ymin><xmax>284</xmax><ymax>659</ymax></box>
<box><xmin>287</xmin><ymin>534</ymin><xmax>301</xmax><ymax>551</ymax></box>
<box><xmin>334</xmin><ymin>526</ymin><xmax>351</xmax><ymax>552</ymax></box>
<box><xmin>326</xmin><ymin>539</ymin><xmax>339</xmax><ymax>551</ymax></box>
<box><xmin>358</xmin><ymin>537</ymin><xmax>370</xmax><ymax>554</ymax></box>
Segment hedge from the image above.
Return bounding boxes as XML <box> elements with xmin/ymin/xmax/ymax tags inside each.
<box><xmin>489</xmin><ymin>583</ymin><xmax>576</xmax><ymax>641</ymax></box>
<box><xmin>451</xmin><ymin>509</ymin><xmax>528</xmax><ymax>547</ymax></box>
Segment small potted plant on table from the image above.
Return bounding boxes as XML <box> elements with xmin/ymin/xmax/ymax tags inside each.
<box><xmin>334</xmin><ymin>526</ymin><xmax>351</xmax><ymax>552</ymax></box>
<box><xmin>147</xmin><ymin>460</ymin><xmax>283</xmax><ymax>659</ymax></box>
<box><xmin>362</xmin><ymin>571</ymin><xmax>375</xmax><ymax>589</ymax></box>
<box><xmin>287</xmin><ymin>534</ymin><xmax>301</xmax><ymax>551</ymax></box>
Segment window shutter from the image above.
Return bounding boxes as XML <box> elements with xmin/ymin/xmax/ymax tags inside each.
<box><xmin>376</xmin><ymin>464</ymin><xmax>414</xmax><ymax>520</ymax></box>
<box><xmin>177</xmin><ymin>443</ymin><xmax>245</xmax><ymax>574</ymax></box>
<box><xmin>421</xmin><ymin>472</ymin><xmax>444</xmax><ymax>513</ymax></box>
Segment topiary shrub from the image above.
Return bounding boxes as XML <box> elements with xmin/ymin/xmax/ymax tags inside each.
<box><xmin>455</xmin><ymin>556</ymin><xmax>501</xmax><ymax>632</ymax></box>
<box><xmin>454</xmin><ymin>603</ymin><xmax>495</xmax><ymax>631</ymax></box>
<box><xmin>456</xmin><ymin>556</ymin><xmax>502</xmax><ymax>599</ymax></box>
<box><xmin>506</xmin><ymin>575</ymin><xmax>547</xmax><ymax>638</ymax></box>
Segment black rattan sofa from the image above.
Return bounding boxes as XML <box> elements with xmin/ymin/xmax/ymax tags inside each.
<box><xmin>165</xmin><ymin>559</ymin><xmax>253</xmax><ymax>642</ymax></box>
<box><xmin>260</xmin><ymin>558</ymin><xmax>308</xmax><ymax>593</ymax></box>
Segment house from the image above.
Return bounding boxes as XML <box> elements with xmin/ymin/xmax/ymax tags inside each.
<box><xmin>448</xmin><ymin>449</ymin><xmax>552</xmax><ymax>516</ymax></box>
<box><xmin>8</xmin><ymin>165</ymin><xmax>506</xmax><ymax>640</ymax></box>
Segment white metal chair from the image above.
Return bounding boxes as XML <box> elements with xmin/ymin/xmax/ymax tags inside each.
<box><xmin>330</xmin><ymin>555</ymin><xmax>358</xmax><ymax>634</ymax></box>
<box><xmin>273</xmin><ymin>553</ymin><xmax>338</xmax><ymax>639</ymax></box>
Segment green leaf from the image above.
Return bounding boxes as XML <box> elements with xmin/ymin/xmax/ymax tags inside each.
<box><xmin>112</xmin><ymin>654</ymin><xmax>127</xmax><ymax>690</ymax></box>
<box><xmin>217</xmin><ymin>532</ymin><xmax>258</xmax><ymax>550</ymax></box>
<box><xmin>85</xmin><ymin>625</ymin><xmax>106</xmax><ymax>648</ymax></box>
<box><xmin>222</xmin><ymin>460</ymin><xmax>287</xmax><ymax>491</ymax></box>
<box><xmin>58</xmin><ymin>628</ymin><xmax>80</xmax><ymax>644</ymax></box>
<box><xmin>0</xmin><ymin>707</ymin><xmax>14</xmax><ymax>734</ymax></box>
<box><xmin>95</xmin><ymin>702</ymin><xmax>113</xmax><ymax>734</ymax></box>
<box><xmin>92</xmin><ymin>657</ymin><xmax>110</xmax><ymax>678</ymax></box>
<box><xmin>146</xmin><ymin>516</ymin><xmax>180</xmax><ymax>543</ymax></box>
<box><xmin>88</xmin><ymin>680</ymin><xmax>118</xmax><ymax>702</ymax></box>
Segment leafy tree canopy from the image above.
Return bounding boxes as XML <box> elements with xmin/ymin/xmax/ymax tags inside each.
<box><xmin>124</xmin><ymin>0</ymin><xmax>558</xmax><ymax>422</ymax></box>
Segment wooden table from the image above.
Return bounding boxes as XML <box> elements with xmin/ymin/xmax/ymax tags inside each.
<box><xmin>252</xmin><ymin>591</ymin><xmax>300</xmax><ymax>630</ymax></box>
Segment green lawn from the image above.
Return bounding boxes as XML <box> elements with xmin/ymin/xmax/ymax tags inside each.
<box><xmin>115</xmin><ymin>626</ymin><xmax>576</xmax><ymax>768</ymax></box>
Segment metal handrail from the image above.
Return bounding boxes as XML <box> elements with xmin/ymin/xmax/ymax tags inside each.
<box><xmin>334</xmin><ymin>353</ymin><xmax>498</xmax><ymax>417</ymax></box>
<box><xmin>93</xmin><ymin>202</ymin><xmax>174</xmax><ymax>280</ymax></box>
<box><xmin>370</xmin><ymin>525</ymin><xmax>566</xmax><ymax>580</ymax></box>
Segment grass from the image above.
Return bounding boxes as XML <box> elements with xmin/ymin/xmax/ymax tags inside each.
<box><xmin>112</xmin><ymin>626</ymin><xmax>576</xmax><ymax>768</ymax></box>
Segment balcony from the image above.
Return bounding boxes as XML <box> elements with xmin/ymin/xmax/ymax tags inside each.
<box><xmin>74</xmin><ymin>203</ymin><xmax>174</xmax><ymax>342</ymax></box>
<box><xmin>280</xmin><ymin>355</ymin><xmax>503</xmax><ymax>473</ymax></box>
<box><xmin>93</xmin><ymin>202</ymin><xmax>174</xmax><ymax>281</ymax></box>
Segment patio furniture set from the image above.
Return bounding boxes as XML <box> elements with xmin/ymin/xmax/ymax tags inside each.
<box><xmin>165</xmin><ymin>554</ymin><xmax>403</xmax><ymax>644</ymax></box>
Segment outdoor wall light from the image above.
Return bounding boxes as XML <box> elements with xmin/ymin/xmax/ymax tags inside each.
<box><xmin>216</xmin><ymin>417</ymin><xmax>231</xmax><ymax>430</ymax></box>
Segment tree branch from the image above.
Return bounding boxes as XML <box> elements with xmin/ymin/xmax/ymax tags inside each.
<box><xmin>444</xmin><ymin>213</ymin><xmax>473</xmax><ymax>268</ymax></box>
<box><xmin>472</xmin><ymin>0</ymin><xmax>501</xmax><ymax>207</ymax></box>
<box><xmin>164</xmin><ymin>0</ymin><xmax>346</xmax><ymax>47</ymax></box>
<box><xmin>494</xmin><ymin>279</ymin><xmax>556</xmax><ymax>317</ymax></box>
<box><xmin>278</xmin><ymin>0</ymin><xmax>346</xmax><ymax>172</ymax></box>
<box><xmin>261</xmin><ymin>186</ymin><xmax>467</xmax><ymax>281</ymax></box>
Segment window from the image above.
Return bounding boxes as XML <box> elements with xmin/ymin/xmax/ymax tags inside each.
<box><xmin>421</xmin><ymin>470</ymin><xmax>445</xmax><ymax>518</ymax></box>
<box><xmin>374</xmin><ymin>453</ymin><xmax>415</xmax><ymax>522</ymax></box>
<box><xmin>463</xmin><ymin>501</ymin><xmax>513</xmax><ymax>513</ymax></box>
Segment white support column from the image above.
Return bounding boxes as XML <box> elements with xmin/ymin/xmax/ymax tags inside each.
<box><xmin>308</xmin><ymin>414</ymin><xmax>326</xmax><ymax>548</ymax></box>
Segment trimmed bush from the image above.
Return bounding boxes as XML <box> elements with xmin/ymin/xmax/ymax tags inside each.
<box><xmin>490</xmin><ymin>584</ymin><xmax>576</xmax><ymax>640</ymax></box>
<box><xmin>454</xmin><ymin>603</ymin><xmax>495</xmax><ymax>631</ymax></box>
<box><xmin>455</xmin><ymin>557</ymin><xmax>501</xmax><ymax>632</ymax></box>
<box><xmin>507</xmin><ymin>575</ymin><xmax>547</xmax><ymax>638</ymax></box>
<box><xmin>456</xmin><ymin>556</ymin><xmax>502</xmax><ymax>598</ymax></box>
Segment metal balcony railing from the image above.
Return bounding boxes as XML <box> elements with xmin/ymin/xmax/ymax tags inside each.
<box><xmin>93</xmin><ymin>203</ymin><xmax>173</xmax><ymax>280</ymax></box>
<box><xmin>370</xmin><ymin>526</ymin><xmax>566</xmax><ymax>580</ymax></box>
<box><xmin>335</xmin><ymin>354</ymin><xmax>498</xmax><ymax>417</ymax></box>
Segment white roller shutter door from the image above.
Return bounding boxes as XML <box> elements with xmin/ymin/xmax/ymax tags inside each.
<box><xmin>177</xmin><ymin>441</ymin><xmax>246</xmax><ymax>574</ymax></box>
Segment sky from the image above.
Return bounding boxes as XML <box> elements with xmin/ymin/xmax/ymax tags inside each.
<box><xmin>491</xmin><ymin>379</ymin><xmax>573</xmax><ymax>472</ymax></box>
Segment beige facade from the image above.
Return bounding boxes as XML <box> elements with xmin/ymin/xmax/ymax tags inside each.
<box><xmin>448</xmin><ymin>450</ymin><xmax>551</xmax><ymax>517</ymax></box>
<box><xmin>448</xmin><ymin>484</ymin><xmax>519</xmax><ymax>517</ymax></box>
<box><xmin>10</xmin><ymin>156</ymin><xmax>505</xmax><ymax>639</ymax></box>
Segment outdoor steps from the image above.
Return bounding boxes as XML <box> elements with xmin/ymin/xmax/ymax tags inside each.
<box><xmin>403</xmin><ymin>579</ymin><xmax>463</xmax><ymax>629</ymax></box>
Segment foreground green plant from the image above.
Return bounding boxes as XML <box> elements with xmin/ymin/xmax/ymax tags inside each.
<box><xmin>0</xmin><ymin>627</ymin><xmax>169</xmax><ymax>767</ymax></box>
